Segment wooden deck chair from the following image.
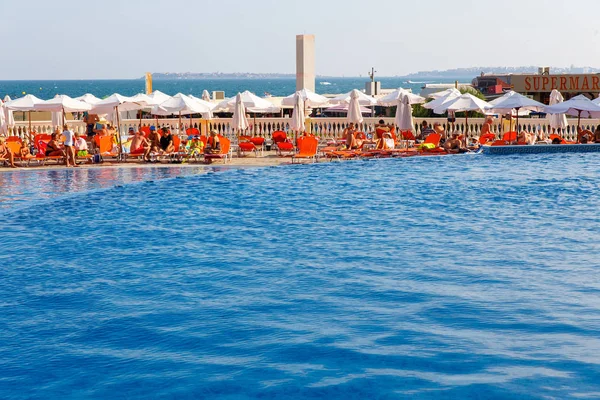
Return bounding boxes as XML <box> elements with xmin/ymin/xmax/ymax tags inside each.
<box><xmin>292</xmin><ymin>136</ymin><xmax>318</xmax><ymax>163</ymax></box>
<box><xmin>204</xmin><ymin>136</ymin><xmax>231</xmax><ymax>163</ymax></box>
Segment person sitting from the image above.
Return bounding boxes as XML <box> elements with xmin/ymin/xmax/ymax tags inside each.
<box><xmin>577</xmin><ymin>126</ymin><xmax>593</xmax><ymax>143</ymax></box>
<box><xmin>205</xmin><ymin>130</ymin><xmax>221</xmax><ymax>154</ymax></box>
<box><xmin>159</xmin><ymin>127</ymin><xmax>175</xmax><ymax>154</ymax></box>
<box><xmin>418</xmin><ymin>120</ymin><xmax>435</xmax><ymax>141</ymax></box>
<box><xmin>129</xmin><ymin>129</ymin><xmax>151</xmax><ymax>161</ymax></box>
<box><xmin>147</xmin><ymin>126</ymin><xmax>161</xmax><ymax>154</ymax></box>
<box><xmin>444</xmin><ymin>132</ymin><xmax>467</xmax><ymax>154</ymax></box>
<box><xmin>0</xmin><ymin>137</ymin><xmax>17</xmax><ymax>168</ymax></box>
<box><xmin>479</xmin><ymin>116</ymin><xmax>496</xmax><ymax>144</ymax></box>
<box><xmin>432</xmin><ymin>122</ymin><xmax>446</xmax><ymax>144</ymax></box>
<box><xmin>93</xmin><ymin>123</ymin><xmax>108</xmax><ymax>136</ymax></box>
<box><xmin>594</xmin><ymin>125</ymin><xmax>600</xmax><ymax>143</ymax></box>
<box><xmin>19</xmin><ymin>139</ymin><xmax>31</xmax><ymax>159</ymax></box>
<box><xmin>186</xmin><ymin>135</ymin><xmax>205</xmax><ymax>159</ymax></box>
<box><xmin>342</xmin><ymin>123</ymin><xmax>358</xmax><ymax>150</ymax></box>
<box><xmin>45</xmin><ymin>132</ymin><xmax>65</xmax><ymax>157</ymax></box>
<box><xmin>517</xmin><ymin>131</ymin><xmax>532</xmax><ymax>144</ymax></box>
<box><xmin>74</xmin><ymin>132</ymin><xmax>89</xmax><ymax>158</ymax></box>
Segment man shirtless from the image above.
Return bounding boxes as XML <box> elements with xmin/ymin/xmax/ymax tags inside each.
<box><xmin>0</xmin><ymin>137</ymin><xmax>17</xmax><ymax>168</ymax></box>
<box><xmin>444</xmin><ymin>133</ymin><xmax>467</xmax><ymax>154</ymax></box>
<box><xmin>129</xmin><ymin>128</ymin><xmax>151</xmax><ymax>160</ymax></box>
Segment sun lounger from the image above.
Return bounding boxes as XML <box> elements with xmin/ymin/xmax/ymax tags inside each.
<box><xmin>204</xmin><ymin>136</ymin><xmax>231</xmax><ymax>163</ymax></box>
<box><xmin>291</xmin><ymin>136</ymin><xmax>318</xmax><ymax>163</ymax></box>
<box><xmin>272</xmin><ymin>131</ymin><xmax>295</xmax><ymax>156</ymax></box>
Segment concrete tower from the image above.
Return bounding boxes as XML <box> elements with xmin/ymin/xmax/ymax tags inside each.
<box><xmin>296</xmin><ymin>34</ymin><xmax>315</xmax><ymax>92</ymax></box>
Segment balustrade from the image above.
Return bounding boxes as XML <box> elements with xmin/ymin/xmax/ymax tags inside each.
<box><xmin>4</xmin><ymin>117</ymin><xmax>598</xmax><ymax>144</ymax></box>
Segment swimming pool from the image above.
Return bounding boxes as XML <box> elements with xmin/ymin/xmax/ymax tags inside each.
<box><xmin>1</xmin><ymin>155</ymin><xmax>600</xmax><ymax>399</ymax></box>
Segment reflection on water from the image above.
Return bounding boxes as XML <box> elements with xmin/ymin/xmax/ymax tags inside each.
<box><xmin>0</xmin><ymin>167</ymin><xmax>209</xmax><ymax>210</ymax></box>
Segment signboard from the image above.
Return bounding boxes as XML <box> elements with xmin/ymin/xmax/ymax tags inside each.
<box><xmin>511</xmin><ymin>74</ymin><xmax>600</xmax><ymax>93</ymax></box>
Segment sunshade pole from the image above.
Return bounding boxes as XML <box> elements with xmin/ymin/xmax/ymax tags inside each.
<box><xmin>28</xmin><ymin>111</ymin><xmax>32</xmax><ymax>141</ymax></box>
<box><xmin>577</xmin><ymin>110</ymin><xmax>582</xmax><ymax>142</ymax></box>
<box><xmin>62</xmin><ymin>106</ymin><xmax>66</xmax><ymax>129</ymax></box>
<box><xmin>179</xmin><ymin>111</ymin><xmax>183</xmax><ymax>139</ymax></box>
<box><xmin>115</xmin><ymin>106</ymin><xmax>123</xmax><ymax>160</ymax></box>
<box><xmin>139</xmin><ymin>110</ymin><xmax>142</xmax><ymax>130</ymax></box>
<box><xmin>516</xmin><ymin>107</ymin><xmax>520</xmax><ymax>138</ymax></box>
<box><xmin>464</xmin><ymin>111</ymin><xmax>468</xmax><ymax>148</ymax></box>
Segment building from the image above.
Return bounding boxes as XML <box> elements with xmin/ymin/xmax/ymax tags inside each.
<box><xmin>472</xmin><ymin>68</ymin><xmax>600</xmax><ymax>103</ymax></box>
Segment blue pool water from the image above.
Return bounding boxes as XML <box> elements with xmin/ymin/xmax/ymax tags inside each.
<box><xmin>1</xmin><ymin>155</ymin><xmax>600</xmax><ymax>399</ymax></box>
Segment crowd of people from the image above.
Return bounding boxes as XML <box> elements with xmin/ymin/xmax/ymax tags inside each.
<box><xmin>3</xmin><ymin>116</ymin><xmax>600</xmax><ymax>168</ymax></box>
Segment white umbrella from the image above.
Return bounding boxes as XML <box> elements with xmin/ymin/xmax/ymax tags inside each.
<box><xmin>202</xmin><ymin>90</ymin><xmax>211</xmax><ymax>101</ymax></box>
<box><xmin>188</xmin><ymin>95</ymin><xmax>215</xmax><ymax>119</ymax></box>
<box><xmin>547</xmin><ymin>89</ymin><xmax>568</xmax><ymax>132</ymax></box>
<box><xmin>428</xmin><ymin>88</ymin><xmax>459</xmax><ymax>100</ymax></box>
<box><xmin>36</xmin><ymin>94</ymin><xmax>92</xmax><ymax>113</ymax></box>
<box><xmin>5</xmin><ymin>94</ymin><xmax>44</xmax><ymax>139</ymax></box>
<box><xmin>423</xmin><ymin>88</ymin><xmax>461</xmax><ymax>114</ymax></box>
<box><xmin>395</xmin><ymin>94</ymin><xmax>414</xmax><ymax>132</ymax></box>
<box><xmin>152</xmin><ymin>93</ymin><xmax>214</xmax><ymax>136</ymax></box>
<box><xmin>231</xmin><ymin>93</ymin><xmax>249</xmax><ymax>133</ymax></box>
<box><xmin>324</xmin><ymin>104</ymin><xmax>372</xmax><ymax>114</ymax></box>
<box><xmin>281</xmin><ymin>88</ymin><xmax>329</xmax><ymax>107</ymax></box>
<box><xmin>75</xmin><ymin>93</ymin><xmax>102</xmax><ymax>105</ymax></box>
<box><xmin>213</xmin><ymin>90</ymin><xmax>280</xmax><ymax>113</ymax></box>
<box><xmin>347</xmin><ymin>89</ymin><xmax>364</xmax><ymax>124</ymax></box>
<box><xmin>378</xmin><ymin>87</ymin><xmax>425</xmax><ymax>106</ymax></box>
<box><xmin>290</xmin><ymin>93</ymin><xmax>305</xmax><ymax>132</ymax></box>
<box><xmin>3</xmin><ymin>96</ymin><xmax>15</xmax><ymax>134</ymax></box>
<box><xmin>544</xmin><ymin>94</ymin><xmax>600</xmax><ymax>130</ymax></box>
<box><xmin>0</xmin><ymin>101</ymin><xmax>6</xmax><ymax>135</ymax></box>
<box><xmin>90</xmin><ymin>94</ymin><xmax>144</xmax><ymax>155</ymax></box>
<box><xmin>486</xmin><ymin>91</ymin><xmax>545</xmax><ymax>132</ymax></box>
<box><xmin>329</xmin><ymin>89</ymin><xmax>377</xmax><ymax>106</ymax></box>
<box><xmin>437</xmin><ymin>93</ymin><xmax>492</xmax><ymax>145</ymax></box>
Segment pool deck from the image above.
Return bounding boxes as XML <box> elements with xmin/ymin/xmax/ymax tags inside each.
<box><xmin>481</xmin><ymin>143</ymin><xmax>600</xmax><ymax>155</ymax></box>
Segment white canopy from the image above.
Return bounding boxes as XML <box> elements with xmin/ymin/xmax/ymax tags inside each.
<box><xmin>51</xmin><ymin>111</ymin><xmax>63</xmax><ymax>128</ymax></box>
<box><xmin>0</xmin><ymin>102</ymin><xmax>6</xmax><ymax>135</ymax></box>
<box><xmin>91</xmin><ymin>93</ymin><xmax>143</xmax><ymax>114</ymax></box>
<box><xmin>35</xmin><ymin>94</ymin><xmax>92</xmax><ymax>113</ymax></box>
<box><xmin>231</xmin><ymin>93</ymin><xmax>249</xmax><ymax>131</ymax></box>
<box><xmin>486</xmin><ymin>91</ymin><xmax>545</xmax><ymax>114</ymax></box>
<box><xmin>428</xmin><ymin>88</ymin><xmax>459</xmax><ymax>100</ymax></box>
<box><xmin>202</xmin><ymin>90</ymin><xmax>211</xmax><ymax>101</ymax></box>
<box><xmin>281</xmin><ymin>88</ymin><xmax>329</xmax><ymax>107</ymax></box>
<box><xmin>5</xmin><ymin>94</ymin><xmax>44</xmax><ymax>111</ymax></box>
<box><xmin>440</xmin><ymin>93</ymin><xmax>492</xmax><ymax>113</ymax></box>
<box><xmin>213</xmin><ymin>90</ymin><xmax>280</xmax><ymax>113</ymax></box>
<box><xmin>2</xmin><ymin>96</ymin><xmax>15</xmax><ymax>133</ymax></box>
<box><xmin>75</xmin><ymin>93</ymin><xmax>102</xmax><ymax>105</ymax></box>
<box><xmin>347</xmin><ymin>89</ymin><xmax>364</xmax><ymax>124</ymax></box>
<box><xmin>290</xmin><ymin>93</ymin><xmax>305</xmax><ymax>132</ymax></box>
<box><xmin>487</xmin><ymin>91</ymin><xmax>532</xmax><ymax>116</ymax></box>
<box><xmin>423</xmin><ymin>88</ymin><xmax>461</xmax><ymax>114</ymax></box>
<box><xmin>395</xmin><ymin>94</ymin><xmax>414</xmax><ymax>131</ymax></box>
<box><xmin>329</xmin><ymin>89</ymin><xmax>377</xmax><ymax>106</ymax></box>
<box><xmin>544</xmin><ymin>94</ymin><xmax>600</xmax><ymax>118</ymax></box>
<box><xmin>377</xmin><ymin>87</ymin><xmax>425</xmax><ymax>106</ymax></box>
<box><xmin>324</xmin><ymin>104</ymin><xmax>372</xmax><ymax>114</ymax></box>
<box><xmin>152</xmin><ymin>93</ymin><xmax>213</xmax><ymax>117</ymax></box>
<box><xmin>548</xmin><ymin>89</ymin><xmax>568</xmax><ymax>130</ymax></box>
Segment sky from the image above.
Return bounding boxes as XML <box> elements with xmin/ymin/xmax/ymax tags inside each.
<box><xmin>2</xmin><ymin>0</ymin><xmax>600</xmax><ymax>80</ymax></box>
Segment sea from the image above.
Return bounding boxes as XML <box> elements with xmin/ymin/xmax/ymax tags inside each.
<box><xmin>0</xmin><ymin>77</ymin><xmax>468</xmax><ymax>100</ymax></box>
<box><xmin>1</xmin><ymin>154</ymin><xmax>600</xmax><ymax>399</ymax></box>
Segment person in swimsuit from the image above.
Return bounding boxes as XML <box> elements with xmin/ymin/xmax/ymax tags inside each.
<box><xmin>45</xmin><ymin>132</ymin><xmax>65</xmax><ymax>157</ymax></box>
<box><xmin>594</xmin><ymin>125</ymin><xmax>600</xmax><ymax>143</ymax></box>
<box><xmin>205</xmin><ymin>130</ymin><xmax>221</xmax><ymax>154</ymax></box>
<box><xmin>444</xmin><ymin>133</ymin><xmax>467</xmax><ymax>154</ymax></box>
<box><xmin>342</xmin><ymin>123</ymin><xmax>358</xmax><ymax>150</ymax></box>
<box><xmin>147</xmin><ymin>126</ymin><xmax>161</xmax><ymax>154</ymax></box>
<box><xmin>129</xmin><ymin>129</ymin><xmax>151</xmax><ymax>161</ymax></box>
<box><xmin>0</xmin><ymin>137</ymin><xmax>17</xmax><ymax>168</ymax></box>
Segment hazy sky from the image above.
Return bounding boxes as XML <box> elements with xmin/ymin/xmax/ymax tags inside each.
<box><xmin>2</xmin><ymin>0</ymin><xmax>599</xmax><ymax>79</ymax></box>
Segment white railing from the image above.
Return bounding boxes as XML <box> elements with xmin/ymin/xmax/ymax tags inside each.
<box><xmin>5</xmin><ymin>117</ymin><xmax>599</xmax><ymax>143</ymax></box>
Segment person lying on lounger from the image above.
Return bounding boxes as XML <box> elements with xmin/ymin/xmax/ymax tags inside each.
<box><xmin>444</xmin><ymin>133</ymin><xmax>467</xmax><ymax>154</ymax></box>
<box><xmin>0</xmin><ymin>137</ymin><xmax>17</xmax><ymax>168</ymax></box>
<box><xmin>45</xmin><ymin>132</ymin><xmax>65</xmax><ymax>157</ymax></box>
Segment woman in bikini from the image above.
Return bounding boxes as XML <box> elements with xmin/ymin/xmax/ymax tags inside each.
<box><xmin>45</xmin><ymin>132</ymin><xmax>65</xmax><ymax>157</ymax></box>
